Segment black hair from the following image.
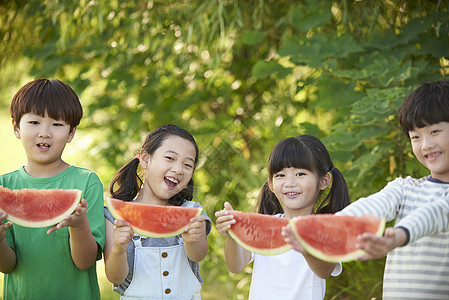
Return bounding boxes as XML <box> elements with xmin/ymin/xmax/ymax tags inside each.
<box><xmin>255</xmin><ymin>135</ymin><xmax>350</xmax><ymax>215</ymax></box>
<box><xmin>109</xmin><ymin>124</ymin><xmax>199</xmax><ymax>206</ymax></box>
<box><xmin>398</xmin><ymin>79</ymin><xmax>449</xmax><ymax>135</ymax></box>
<box><xmin>10</xmin><ymin>78</ymin><xmax>83</xmax><ymax>132</ymax></box>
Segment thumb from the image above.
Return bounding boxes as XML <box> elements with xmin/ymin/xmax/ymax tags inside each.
<box><xmin>224</xmin><ymin>202</ymin><xmax>234</xmax><ymax>211</ymax></box>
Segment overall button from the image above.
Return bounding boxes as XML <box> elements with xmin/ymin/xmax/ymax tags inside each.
<box><xmin>161</xmin><ymin>252</ymin><xmax>168</xmax><ymax>258</ymax></box>
<box><xmin>165</xmin><ymin>288</ymin><xmax>171</xmax><ymax>294</ymax></box>
<box><xmin>163</xmin><ymin>271</ymin><xmax>169</xmax><ymax>276</ymax></box>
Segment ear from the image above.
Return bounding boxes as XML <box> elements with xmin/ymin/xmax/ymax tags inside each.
<box><xmin>67</xmin><ymin>126</ymin><xmax>77</xmax><ymax>143</ymax></box>
<box><xmin>12</xmin><ymin>119</ymin><xmax>20</xmax><ymax>139</ymax></box>
<box><xmin>319</xmin><ymin>172</ymin><xmax>331</xmax><ymax>191</ymax></box>
<box><xmin>138</xmin><ymin>149</ymin><xmax>150</xmax><ymax>169</ymax></box>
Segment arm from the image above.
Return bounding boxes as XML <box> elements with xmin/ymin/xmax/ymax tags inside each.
<box><xmin>394</xmin><ymin>195</ymin><xmax>449</xmax><ymax>243</ymax></box>
<box><xmin>282</xmin><ymin>225</ymin><xmax>336</xmax><ymax>279</ymax></box>
<box><xmin>47</xmin><ymin>199</ymin><xmax>98</xmax><ymax>270</ymax></box>
<box><xmin>182</xmin><ymin>215</ymin><xmax>208</xmax><ymax>262</ymax></box>
<box><xmin>215</xmin><ymin>202</ymin><xmax>252</xmax><ymax>273</ymax></box>
<box><xmin>0</xmin><ymin>212</ymin><xmax>16</xmax><ymax>273</ymax></box>
<box><xmin>103</xmin><ymin>218</ymin><xmax>133</xmax><ymax>284</ymax></box>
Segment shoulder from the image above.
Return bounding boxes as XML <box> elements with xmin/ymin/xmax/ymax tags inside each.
<box><xmin>68</xmin><ymin>165</ymin><xmax>101</xmax><ymax>180</ymax></box>
<box><xmin>104</xmin><ymin>206</ymin><xmax>115</xmax><ymax>223</ymax></box>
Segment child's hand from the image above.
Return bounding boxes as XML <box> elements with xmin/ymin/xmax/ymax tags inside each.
<box><xmin>214</xmin><ymin>202</ymin><xmax>236</xmax><ymax>238</ymax></box>
<box><xmin>355</xmin><ymin>227</ymin><xmax>406</xmax><ymax>260</ymax></box>
<box><xmin>0</xmin><ymin>212</ymin><xmax>13</xmax><ymax>241</ymax></box>
<box><xmin>282</xmin><ymin>225</ymin><xmax>305</xmax><ymax>253</ymax></box>
<box><xmin>47</xmin><ymin>198</ymin><xmax>89</xmax><ymax>235</ymax></box>
<box><xmin>112</xmin><ymin>219</ymin><xmax>134</xmax><ymax>254</ymax></box>
<box><xmin>182</xmin><ymin>215</ymin><xmax>206</xmax><ymax>243</ymax></box>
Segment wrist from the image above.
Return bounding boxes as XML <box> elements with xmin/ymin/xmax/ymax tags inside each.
<box><xmin>393</xmin><ymin>227</ymin><xmax>409</xmax><ymax>247</ymax></box>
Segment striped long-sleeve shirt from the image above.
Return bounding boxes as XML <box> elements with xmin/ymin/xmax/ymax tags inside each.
<box><xmin>338</xmin><ymin>176</ymin><xmax>449</xmax><ymax>299</ymax></box>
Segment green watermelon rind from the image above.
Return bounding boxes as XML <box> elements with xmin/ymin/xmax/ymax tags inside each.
<box><xmin>106</xmin><ymin>198</ymin><xmax>203</xmax><ymax>238</ymax></box>
<box><xmin>228</xmin><ymin>228</ymin><xmax>291</xmax><ymax>256</ymax></box>
<box><xmin>289</xmin><ymin>215</ymin><xmax>386</xmax><ymax>263</ymax></box>
<box><xmin>1</xmin><ymin>188</ymin><xmax>82</xmax><ymax>228</ymax></box>
<box><xmin>227</xmin><ymin>211</ymin><xmax>291</xmax><ymax>256</ymax></box>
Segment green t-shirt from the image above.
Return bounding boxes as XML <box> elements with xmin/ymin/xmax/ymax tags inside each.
<box><xmin>0</xmin><ymin>166</ymin><xmax>106</xmax><ymax>300</ymax></box>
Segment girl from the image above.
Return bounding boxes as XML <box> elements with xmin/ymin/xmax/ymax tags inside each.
<box><xmin>215</xmin><ymin>134</ymin><xmax>350</xmax><ymax>300</ymax></box>
<box><xmin>104</xmin><ymin>124</ymin><xmax>211</xmax><ymax>299</ymax></box>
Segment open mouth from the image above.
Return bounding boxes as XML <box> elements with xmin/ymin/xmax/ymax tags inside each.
<box><xmin>425</xmin><ymin>152</ymin><xmax>441</xmax><ymax>162</ymax></box>
<box><xmin>164</xmin><ymin>176</ymin><xmax>179</xmax><ymax>188</ymax></box>
<box><xmin>285</xmin><ymin>192</ymin><xmax>299</xmax><ymax>198</ymax></box>
<box><xmin>37</xmin><ymin>143</ymin><xmax>50</xmax><ymax>150</ymax></box>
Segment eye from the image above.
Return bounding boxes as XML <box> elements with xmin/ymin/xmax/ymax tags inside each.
<box><xmin>274</xmin><ymin>173</ymin><xmax>285</xmax><ymax>178</ymax></box>
<box><xmin>165</xmin><ymin>156</ymin><xmax>175</xmax><ymax>161</ymax></box>
<box><xmin>296</xmin><ymin>172</ymin><xmax>306</xmax><ymax>176</ymax></box>
<box><xmin>409</xmin><ymin>132</ymin><xmax>419</xmax><ymax>140</ymax></box>
<box><xmin>184</xmin><ymin>163</ymin><xmax>194</xmax><ymax>169</ymax></box>
<box><xmin>431</xmin><ymin>129</ymin><xmax>441</xmax><ymax>135</ymax></box>
<box><xmin>28</xmin><ymin>120</ymin><xmax>39</xmax><ymax>125</ymax></box>
<box><xmin>53</xmin><ymin>122</ymin><xmax>65</xmax><ymax>127</ymax></box>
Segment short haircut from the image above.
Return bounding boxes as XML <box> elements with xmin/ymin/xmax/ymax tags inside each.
<box><xmin>10</xmin><ymin>78</ymin><xmax>83</xmax><ymax>132</ymax></box>
<box><xmin>398</xmin><ymin>79</ymin><xmax>449</xmax><ymax>135</ymax></box>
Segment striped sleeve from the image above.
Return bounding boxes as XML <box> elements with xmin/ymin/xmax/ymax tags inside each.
<box><xmin>336</xmin><ymin>177</ymin><xmax>404</xmax><ymax>222</ymax></box>
<box><xmin>395</xmin><ymin>186</ymin><xmax>449</xmax><ymax>244</ymax></box>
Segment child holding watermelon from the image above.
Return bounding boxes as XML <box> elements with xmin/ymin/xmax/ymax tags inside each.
<box><xmin>0</xmin><ymin>78</ymin><xmax>105</xmax><ymax>299</ymax></box>
<box><xmin>215</xmin><ymin>134</ymin><xmax>350</xmax><ymax>300</ymax></box>
<box><xmin>283</xmin><ymin>79</ymin><xmax>449</xmax><ymax>299</ymax></box>
<box><xmin>103</xmin><ymin>124</ymin><xmax>212</xmax><ymax>299</ymax></box>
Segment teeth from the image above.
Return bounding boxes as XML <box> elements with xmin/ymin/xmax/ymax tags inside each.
<box><xmin>166</xmin><ymin>177</ymin><xmax>179</xmax><ymax>184</ymax></box>
<box><xmin>286</xmin><ymin>192</ymin><xmax>297</xmax><ymax>196</ymax></box>
<box><xmin>37</xmin><ymin>143</ymin><xmax>50</xmax><ymax>148</ymax></box>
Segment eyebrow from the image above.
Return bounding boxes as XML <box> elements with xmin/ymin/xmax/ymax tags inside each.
<box><xmin>165</xmin><ymin>150</ymin><xmax>196</xmax><ymax>163</ymax></box>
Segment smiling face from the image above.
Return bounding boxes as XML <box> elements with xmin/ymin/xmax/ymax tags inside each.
<box><xmin>409</xmin><ymin>121</ymin><xmax>449</xmax><ymax>182</ymax></box>
<box><xmin>13</xmin><ymin>112</ymin><xmax>75</xmax><ymax>177</ymax></box>
<box><xmin>137</xmin><ymin>135</ymin><xmax>197</xmax><ymax>205</ymax></box>
<box><xmin>269</xmin><ymin>167</ymin><xmax>330</xmax><ymax>218</ymax></box>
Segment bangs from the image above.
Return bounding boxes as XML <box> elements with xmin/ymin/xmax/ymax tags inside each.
<box><xmin>401</xmin><ymin>96</ymin><xmax>449</xmax><ymax>132</ymax></box>
<box><xmin>399</xmin><ymin>80</ymin><xmax>449</xmax><ymax>133</ymax></box>
<box><xmin>268</xmin><ymin>137</ymin><xmax>315</xmax><ymax>175</ymax></box>
<box><xmin>11</xmin><ymin>79</ymin><xmax>82</xmax><ymax>127</ymax></box>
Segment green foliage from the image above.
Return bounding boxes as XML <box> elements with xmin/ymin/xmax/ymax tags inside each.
<box><xmin>0</xmin><ymin>0</ymin><xmax>448</xmax><ymax>298</ymax></box>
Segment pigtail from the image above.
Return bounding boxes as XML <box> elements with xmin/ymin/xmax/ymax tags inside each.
<box><xmin>255</xmin><ymin>181</ymin><xmax>284</xmax><ymax>215</ymax></box>
<box><xmin>316</xmin><ymin>166</ymin><xmax>350</xmax><ymax>214</ymax></box>
<box><xmin>109</xmin><ymin>157</ymin><xmax>142</xmax><ymax>201</ymax></box>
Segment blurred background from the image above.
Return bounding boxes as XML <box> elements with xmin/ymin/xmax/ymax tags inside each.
<box><xmin>0</xmin><ymin>0</ymin><xmax>448</xmax><ymax>299</ymax></box>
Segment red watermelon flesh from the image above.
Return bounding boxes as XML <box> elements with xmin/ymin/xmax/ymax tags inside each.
<box><xmin>289</xmin><ymin>214</ymin><xmax>385</xmax><ymax>262</ymax></box>
<box><xmin>227</xmin><ymin>211</ymin><xmax>291</xmax><ymax>255</ymax></box>
<box><xmin>0</xmin><ymin>186</ymin><xmax>82</xmax><ymax>228</ymax></box>
<box><xmin>106</xmin><ymin>198</ymin><xmax>202</xmax><ymax>238</ymax></box>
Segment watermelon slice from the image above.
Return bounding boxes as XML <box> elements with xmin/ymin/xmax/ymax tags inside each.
<box><xmin>106</xmin><ymin>198</ymin><xmax>203</xmax><ymax>238</ymax></box>
<box><xmin>0</xmin><ymin>186</ymin><xmax>82</xmax><ymax>228</ymax></box>
<box><xmin>227</xmin><ymin>211</ymin><xmax>291</xmax><ymax>255</ymax></box>
<box><xmin>289</xmin><ymin>214</ymin><xmax>385</xmax><ymax>262</ymax></box>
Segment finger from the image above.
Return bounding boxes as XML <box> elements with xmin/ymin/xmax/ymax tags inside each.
<box><xmin>224</xmin><ymin>202</ymin><xmax>233</xmax><ymax>211</ymax></box>
<box><xmin>114</xmin><ymin>219</ymin><xmax>130</xmax><ymax>227</ymax></box>
<box><xmin>47</xmin><ymin>225</ymin><xmax>58</xmax><ymax>235</ymax></box>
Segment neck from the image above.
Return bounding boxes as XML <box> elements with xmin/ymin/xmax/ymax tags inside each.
<box><xmin>135</xmin><ymin>189</ymin><xmax>169</xmax><ymax>206</ymax></box>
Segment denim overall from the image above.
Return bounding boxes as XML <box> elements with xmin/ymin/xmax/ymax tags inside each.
<box><xmin>121</xmin><ymin>235</ymin><xmax>201</xmax><ymax>299</ymax></box>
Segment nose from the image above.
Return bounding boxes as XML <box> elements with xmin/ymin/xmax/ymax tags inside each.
<box><xmin>421</xmin><ymin>134</ymin><xmax>435</xmax><ymax>150</ymax></box>
<box><xmin>171</xmin><ymin>162</ymin><xmax>184</xmax><ymax>175</ymax></box>
<box><xmin>285</xmin><ymin>174</ymin><xmax>297</xmax><ymax>187</ymax></box>
<box><xmin>38</xmin><ymin>127</ymin><xmax>52</xmax><ymax>139</ymax></box>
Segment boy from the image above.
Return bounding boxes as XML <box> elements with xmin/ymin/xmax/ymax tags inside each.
<box><xmin>0</xmin><ymin>78</ymin><xmax>105</xmax><ymax>299</ymax></box>
<box><xmin>284</xmin><ymin>79</ymin><xmax>449</xmax><ymax>298</ymax></box>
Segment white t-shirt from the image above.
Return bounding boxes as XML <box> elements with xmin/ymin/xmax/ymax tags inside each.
<box><xmin>248</xmin><ymin>248</ymin><xmax>342</xmax><ymax>300</ymax></box>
